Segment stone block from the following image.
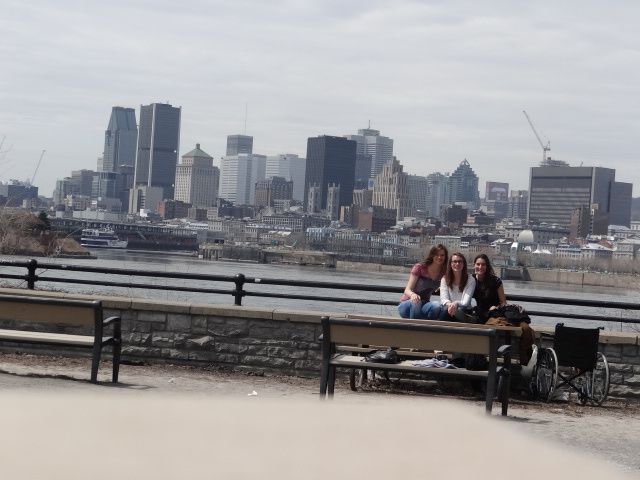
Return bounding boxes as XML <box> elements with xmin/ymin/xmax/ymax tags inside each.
<box><xmin>186</xmin><ymin>335</ymin><xmax>215</xmax><ymax>348</ymax></box>
<box><xmin>208</xmin><ymin>324</ymin><xmax>250</xmax><ymax>338</ymax></box>
<box><xmin>621</xmin><ymin>345</ymin><xmax>639</xmax><ymax>357</ymax></box>
<box><xmin>131</xmin><ymin>321</ymin><xmax>152</xmax><ymax>333</ymax></box>
<box><xmin>124</xmin><ymin>332</ymin><xmax>151</xmax><ymax>345</ymax></box>
<box><xmin>138</xmin><ymin>311</ymin><xmax>166</xmax><ymax>323</ymax></box>
<box><xmin>213</xmin><ymin>353</ymin><xmax>240</xmax><ymax>364</ymax></box>
<box><xmin>242</xmin><ymin>355</ymin><xmax>294</xmax><ymax>369</ymax></box>
<box><xmin>307</xmin><ymin>350</ymin><xmax>323</xmax><ymax>361</ymax></box>
<box><xmin>161</xmin><ymin>348</ymin><xmax>190</xmax><ymax>360</ymax></box>
<box><xmin>192</xmin><ymin>316</ymin><xmax>208</xmax><ymax>334</ymax></box>
<box><xmin>294</xmin><ymin>359</ymin><xmax>321</xmax><ymax>371</ymax></box>
<box><xmin>242</xmin><ymin>345</ymin><xmax>268</xmax><ymax>356</ymax></box>
<box><xmin>122</xmin><ymin>346</ymin><xmax>162</xmax><ymax>357</ymax></box>
<box><xmin>609</xmin><ymin>363</ymin><xmax>634</xmax><ymax>374</ymax></box>
<box><xmin>266</xmin><ymin>346</ymin><xmax>293</xmax><ymax>357</ymax></box>
<box><xmin>287</xmin><ymin>325</ymin><xmax>316</xmax><ymax>342</ymax></box>
<box><xmin>249</xmin><ymin>325</ymin><xmax>288</xmax><ymax>340</ymax></box>
<box><xmin>215</xmin><ymin>343</ymin><xmax>241</xmax><ymax>354</ymax></box>
<box><xmin>287</xmin><ymin>350</ymin><xmax>308</xmax><ymax>360</ymax></box>
<box><xmin>608</xmin><ymin>384</ymin><xmax>640</xmax><ymax>398</ymax></box>
<box><xmin>609</xmin><ymin>372</ymin><xmax>624</xmax><ymax>385</ymax></box>
<box><xmin>151</xmin><ymin>334</ymin><xmax>175</xmax><ymax>348</ymax></box>
<box><xmin>167</xmin><ymin>313</ymin><xmax>191</xmax><ymax>332</ymax></box>
<box><xmin>624</xmin><ymin>374</ymin><xmax>640</xmax><ymax>386</ymax></box>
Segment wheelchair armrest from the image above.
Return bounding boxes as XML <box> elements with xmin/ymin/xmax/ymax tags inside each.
<box><xmin>497</xmin><ymin>344</ymin><xmax>512</xmax><ymax>357</ymax></box>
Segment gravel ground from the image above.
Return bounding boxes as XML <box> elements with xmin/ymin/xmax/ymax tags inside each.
<box><xmin>1</xmin><ymin>352</ymin><xmax>639</xmax><ymax>475</ymax></box>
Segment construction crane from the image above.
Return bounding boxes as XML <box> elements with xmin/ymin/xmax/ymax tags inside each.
<box><xmin>522</xmin><ymin>110</ymin><xmax>551</xmax><ymax>164</ymax></box>
<box><xmin>30</xmin><ymin>149</ymin><xmax>46</xmax><ymax>185</ymax></box>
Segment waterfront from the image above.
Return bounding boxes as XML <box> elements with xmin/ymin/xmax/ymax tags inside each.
<box><xmin>1</xmin><ymin>250</ymin><xmax>639</xmax><ymax>331</ymax></box>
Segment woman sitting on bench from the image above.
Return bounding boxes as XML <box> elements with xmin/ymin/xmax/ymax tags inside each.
<box><xmin>438</xmin><ymin>252</ymin><xmax>476</xmax><ymax>321</ymax></box>
<box><xmin>472</xmin><ymin>253</ymin><xmax>534</xmax><ymax>364</ymax></box>
<box><xmin>398</xmin><ymin>244</ymin><xmax>448</xmax><ymax>319</ymax></box>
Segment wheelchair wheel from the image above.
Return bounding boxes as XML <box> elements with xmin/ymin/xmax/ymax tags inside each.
<box><xmin>534</xmin><ymin>347</ymin><xmax>558</xmax><ymax>402</ymax></box>
<box><xmin>580</xmin><ymin>352</ymin><xmax>610</xmax><ymax>406</ymax></box>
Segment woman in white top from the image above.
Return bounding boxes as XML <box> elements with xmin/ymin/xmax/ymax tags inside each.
<box><xmin>438</xmin><ymin>252</ymin><xmax>476</xmax><ymax>321</ymax></box>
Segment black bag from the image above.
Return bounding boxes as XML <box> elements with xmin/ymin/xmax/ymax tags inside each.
<box><xmin>488</xmin><ymin>304</ymin><xmax>531</xmax><ymax>324</ymax></box>
<box><xmin>365</xmin><ymin>347</ymin><xmax>399</xmax><ymax>364</ymax></box>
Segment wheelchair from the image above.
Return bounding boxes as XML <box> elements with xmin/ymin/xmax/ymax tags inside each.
<box><xmin>532</xmin><ymin>323</ymin><xmax>610</xmax><ymax>405</ymax></box>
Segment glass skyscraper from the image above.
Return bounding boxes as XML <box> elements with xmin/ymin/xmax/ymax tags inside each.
<box><xmin>133</xmin><ymin>102</ymin><xmax>181</xmax><ymax>200</ymax></box>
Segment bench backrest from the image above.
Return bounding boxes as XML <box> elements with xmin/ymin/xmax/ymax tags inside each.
<box><xmin>0</xmin><ymin>295</ymin><xmax>102</xmax><ymax>327</ymax></box>
<box><xmin>323</xmin><ymin>317</ymin><xmax>498</xmax><ymax>355</ymax></box>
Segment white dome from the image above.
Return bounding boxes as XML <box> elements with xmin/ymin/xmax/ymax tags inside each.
<box><xmin>517</xmin><ymin>229</ymin><xmax>535</xmax><ymax>244</ymax></box>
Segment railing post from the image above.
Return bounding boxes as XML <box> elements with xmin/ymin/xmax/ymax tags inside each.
<box><xmin>233</xmin><ymin>273</ymin><xmax>245</xmax><ymax>306</ymax></box>
<box><xmin>26</xmin><ymin>258</ymin><xmax>38</xmax><ymax>289</ymax></box>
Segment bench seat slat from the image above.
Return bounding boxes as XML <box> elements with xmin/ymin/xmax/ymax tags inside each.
<box><xmin>331</xmin><ymin>354</ymin><xmax>490</xmax><ymax>378</ymax></box>
<box><xmin>0</xmin><ymin>329</ymin><xmax>102</xmax><ymax>347</ymax></box>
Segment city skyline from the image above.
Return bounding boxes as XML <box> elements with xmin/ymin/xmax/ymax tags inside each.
<box><xmin>2</xmin><ymin>1</ymin><xmax>639</xmax><ymax>196</ymax></box>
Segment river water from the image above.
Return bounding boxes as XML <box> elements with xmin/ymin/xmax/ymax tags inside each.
<box><xmin>1</xmin><ymin>250</ymin><xmax>638</xmax><ymax>332</ymax></box>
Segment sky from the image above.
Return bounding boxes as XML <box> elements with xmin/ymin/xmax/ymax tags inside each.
<box><xmin>1</xmin><ymin>0</ymin><xmax>639</xmax><ymax>197</ymax></box>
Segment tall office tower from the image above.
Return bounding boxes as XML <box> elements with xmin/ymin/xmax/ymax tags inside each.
<box><xmin>326</xmin><ymin>184</ymin><xmax>340</xmax><ymax>220</ymax></box>
<box><xmin>485</xmin><ymin>181</ymin><xmax>509</xmax><ymax>201</ymax></box>
<box><xmin>406</xmin><ymin>174</ymin><xmax>429</xmax><ymax>217</ymax></box>
<box><xmin>133</xmin><ymin>102</ymin><xmax>181</xmax><ymax>202</ymax></box>
<box><xmin>447</xmin><ymin>159</ymin><xmax>480</xmax><ymax>209</ymax></box>
<box><xmin>100</xmin><ymin>106</ymin><xmax>138</xmax><ymax>172</ymax></box>
<box><xmin>353</xmin><ymin>154</ymin><xmax>372</xmax><ymax>190</ymax></box>
<box><xmin>372</xmin><ymin>157</ymin><xmax>411</xmax><ymax>221</ymax></box>
<box><xmin>226</xmin><ymin>134</ymin><xmax>253</xmax><ymax>156</ymax></box>
<box><xmin>527</xmin><ymin>166</ymin><xmax>622</xmax><ymax>229</ymax></box>
<box><xmin>70</xmin><ymin>169</ymin><xmax>96</xmax><ymax>196</ymax></box>
<box><xmin>254</xmin><ymin>176</ymin><xmax>293</xmax><ymax>208</ymax></box>
<box><xmin>610</xmin><ymin>182</ymin><xmax>633</xmax><ymax>227</ymax></box>
<box><xmin>219</xmin><ymin>154</ymin><xmax>265</xmax><ymax>205</ymax></box>
<box><xmin>508</xmin><ymin>190</ymin><xmax>528</xmax><ymax>220</ymax></box>
<box><xmin>425</xmin><ymin>172</ymin><xmax>449</xmax><ymax>219</ymax></box>
<box><xmin>344</xmin><ymin>127</ymin><xmax>393</xmax><ymax>178</ymax></box>
<box><xmin>174</xmin><ymin>144</ymin><xmax>219</xmax><ymax>208</ymax></box>
<box><xmin>304</xmin><ymin>135</ymin><xmax>356</xmax><ymax>211</ymax></box>
<box><xmin>266</xmin><ymin>154</ymin><xmax>306</xmax><ymax>202</ymax></box>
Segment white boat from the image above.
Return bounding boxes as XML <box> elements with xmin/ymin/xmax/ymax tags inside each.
<box><xmin>80</xmin><ymin>228</ymin><xmax>128</xmax><ymax>249</ymax></box>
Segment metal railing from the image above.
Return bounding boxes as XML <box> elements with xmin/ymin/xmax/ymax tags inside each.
<box><xmin>0</xmin><ymin>258</ymin><xmax>639</xmax><ymax>327</ymax></box>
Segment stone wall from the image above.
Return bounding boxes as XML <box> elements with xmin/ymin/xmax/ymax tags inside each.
<box><xmin>0</xmin><ymin>287</ymin><xmax>638</xmax><ymax>398</ymax></box>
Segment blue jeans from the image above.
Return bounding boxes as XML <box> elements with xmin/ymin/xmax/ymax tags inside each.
<box><xmin>398</xmin><ymin>300</ymin><xmax>444</xmax><ymax>320</ymax></box>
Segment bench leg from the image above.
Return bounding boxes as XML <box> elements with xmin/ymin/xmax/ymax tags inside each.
<box><xmin>112</xmin><ymin>339</ymin><xmax>121</xmax><ymax>383</ymax></box>
<box><xmin>485</xmin><ymin>370</ymin><xmax>496</xmax><ymax>414</ymax></box>
<box><xmin>320</xmin><ymin>360</ymin><xmax>329</xmax><ymax>398</ymax></box>
<box><xmin>91</xmin><ymin>344</ymin><xmax>102</xmax><ymax>384</ymax></box>
<box><xmin>327</xmin><ymin>365</ymin><xmax>336</xmax><ymax>397</ymax></box>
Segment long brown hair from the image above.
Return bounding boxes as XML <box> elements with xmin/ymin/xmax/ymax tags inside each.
<box><xmin>445</xmin><ymin>252</ymin><xmax>469</xmax><ymax>292</ymax></box>
<box><xmin>421</xmin><ymin>244</ymin><xmax>449</xmax><ymax>277</ymax></box>
<box><xmin>473</xmin><ymin>253</ymin><xmax>496</xmax><ymax>280</ymax></box>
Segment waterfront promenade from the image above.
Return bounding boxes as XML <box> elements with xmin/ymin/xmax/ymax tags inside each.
<box><xmin>0</xmin><ymin>352</ymin><xmax>638</xmax><ymax>477</ymax></box>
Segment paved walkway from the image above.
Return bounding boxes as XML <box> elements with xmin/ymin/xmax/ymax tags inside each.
<box><xmin>1</xmin><ymin>353</ymin><xmax>639</xmax><ymax>477</ymax></box>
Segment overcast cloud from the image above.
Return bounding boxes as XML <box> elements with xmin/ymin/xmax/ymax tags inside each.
<box><xmin>1</xmin><ymin>0</ymin><xmax>639</xmax><ymax>196</ymax></box>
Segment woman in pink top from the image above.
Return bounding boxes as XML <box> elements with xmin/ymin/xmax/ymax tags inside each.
<box><xmin>398</xmin><ymin>244</ymin><xmax>448</xmax><ymax>319</ymax></box>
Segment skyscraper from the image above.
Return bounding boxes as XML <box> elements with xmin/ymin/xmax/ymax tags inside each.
<box><xmin>528</xmin><ymin>166</ymin><xmax>631</xmax><ymax>229</ymax></box>
<box><xmin>266</xmin><ymin>154</ymin><xmax>306</xmax><ymax>202</ymax></box>
<box><xmin>174</xmin><ymin>144</ymin><xmax>219</xmax><ymax>207</ymax></box>
<box><xmin>226</xmin><ymin>135</ymin><xmax>253</xmax><ymax>156</ymax></box>
<box><xmin>100</xmin><ymin>107</ymin><xmax>137</xmax><ymax>172</ymax></box>
<box><xmin>344</xmin><ymin>127</ymin><xmax>393</xmax><ymax>178</ymax></box>
<box><xmin>447</xmin><ymin>159</ymin><xmax>480</xmax><ymax>208</ymax></box>
<box><xmin>372</xmin><ymin>157</ymin><xmax>411</xmax><ymax>221</ymax></box>
<box><xmin>219</xmin><ymin>154</ymin><xmax>266</xmax><ymax>205</ymax></box>
<box><xmin>304</xmin><ymin>136</ymin><xmax>356</xmax><ymax>211</ymax></box>
<box><xmin>133</xmin><ymin>102</ymin><xmax>181</xmax><ymax>200</ymax></box>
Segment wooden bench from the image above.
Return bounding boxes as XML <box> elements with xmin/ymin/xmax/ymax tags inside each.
<box><xmin>319</xmin><ymin>316</ymin><xmax>512</xmax><ymax>415</ymax></box>
<box><xmin>0</xmin><ymin>294</ymin><xmax>122</xmax><ymax>383</ymax></box>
